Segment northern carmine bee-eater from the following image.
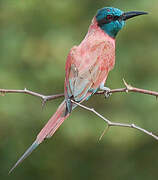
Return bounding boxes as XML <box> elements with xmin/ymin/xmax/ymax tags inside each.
<box><xmin>9</xmin><ymin>7</ymin><xmax>147</xmax><ymax>173</ymax></box>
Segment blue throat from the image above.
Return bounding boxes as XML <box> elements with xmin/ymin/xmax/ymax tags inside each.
<box><xmin>96</xmin><ymin>7</ymin><xmax>125</xmax><ymax>38</ymax></box>
<box><xmin>99</xmin><ymin>23</ymin><xmax>122</xmax><ymax>38</ymax></box>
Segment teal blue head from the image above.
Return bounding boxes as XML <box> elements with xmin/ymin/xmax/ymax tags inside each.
<box><xmin>96</xmin><ymin>7</ymin><xmax>147</xmax><ymax>38</ymax></box>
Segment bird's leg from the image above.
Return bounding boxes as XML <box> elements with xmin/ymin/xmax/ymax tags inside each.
<box><xmin>99</xmin><ymin>82</ymin><xmax>111</xmax><ymax>98</ymax></box>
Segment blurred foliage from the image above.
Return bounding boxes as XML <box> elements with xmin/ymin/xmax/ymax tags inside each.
<box><xmin>0</xmin><ymin>0</ymin><xmax>158</xmax><ymax>179</ymax></box>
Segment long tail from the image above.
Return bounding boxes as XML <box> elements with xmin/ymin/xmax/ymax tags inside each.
<box><xmin>9</xmin><ymin>100</ymin><xmax>69</xmax><ymax>174</ymax></box>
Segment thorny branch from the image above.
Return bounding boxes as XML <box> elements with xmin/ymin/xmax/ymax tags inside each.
<box><xmin>71</xmin><ymin>100</ymin><xmax>158</xmax><ymax>141</ymax></box>
<box><xmin>0</xmin><ymin>79</ymin><xmax>158</xmax><ymax>102</ymax></box>
<box><xmin>0</xmin><ymin>79</ymin><xmax>158</xmax><ymax>141</ymax></box>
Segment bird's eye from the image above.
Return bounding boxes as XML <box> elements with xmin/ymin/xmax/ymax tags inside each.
<box><xmin>106</xmin><ymin>15</ymin><xmax>113</xmax><ymax>20</ymax></box>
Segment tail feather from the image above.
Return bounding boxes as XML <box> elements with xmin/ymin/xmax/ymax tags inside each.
<box><xmin>9</xmin><ymin>100</ymin><xmax>69</xmax><ymax>173</ymax></box>
<box><xmin>9</xmin><ymin>141</ymin><xmax>39</xmax><ymax>174</ymax></box>
<box><xmin>37</xmin><ymin>100</ymin><xmax>69</xmax><ymax>142</ymax></box>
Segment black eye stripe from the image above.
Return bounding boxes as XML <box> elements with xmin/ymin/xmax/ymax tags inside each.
<box><xmin>97</xmin><ymin>19</ymin><xmax>106</xmax><ymax>26</ymax></box>
<box><xmin>113</xmin><ymin>16</ymin><xmax>120</xmax><ymax>20</ymax></box>
<box><xmin>97</xmin><ymin>15</ymin><xmax>120</xmax><ymax>26</ymax></box>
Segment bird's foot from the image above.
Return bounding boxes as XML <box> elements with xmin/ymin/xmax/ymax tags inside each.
<box><xmin>99</xmin><ymin>84</ymin><xmax>111</xmax><ymax>98</ymax></box>
<box><xmin>103</xmin><ymin>87</ymin><xmax>112</xmax><ymax>98</ymax></box>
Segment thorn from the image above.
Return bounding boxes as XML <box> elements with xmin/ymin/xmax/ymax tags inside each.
<box><xmin>91</xmin><ymin>108</ymin><xmax>95</xmax><ymax>111</ymax></box>
<box><xmin>41</xmin><ymin>97</ymin><xmax>48</xmax><ymax>110</ymax></box>
<box><xmin>123</xmin><ymin>78</ymin><xmax>128</xmax><ymax>87</ymax></box>
<box><xmin>98</xmin><ymin>125</ymin><xmax>109</xmax><ymax>141</ymax></box>
<box><xmin>131</xmin><ymin>123</ymin><xmax>135</xmax><ymax>128</ymax></box>
<box><xmin>24</xmin><ymin>88</ymin><xmax>27</xmax><ymax>91</ymax></box>
<box><xmin>123</xmin><ymin>78</ymin><xmax>133</xmax><ymax>91</ymax></box>
<box><xmin>42</xmin><ymin>100</ymin><xmax>46</xmax><ymax>109</ymax></box>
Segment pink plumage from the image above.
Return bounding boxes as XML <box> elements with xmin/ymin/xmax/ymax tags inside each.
<box><xmin>65</xmin><ymin>17</ymin><xmax>115</xmax><ymax>102</ymax></box>
<box><xmin>9</xmin><ymin>16</ymin><xmax>116</xmax><ymax>174</ymax></box>
<box><xmin>9</xmin><ymin>7</ymin><xmax>148</xmax><ymax>174</ymax></box>
<box><xmin>37</xmin><ymin>17</ymin><xmax>115</xmax><ymax>142</ymax></box>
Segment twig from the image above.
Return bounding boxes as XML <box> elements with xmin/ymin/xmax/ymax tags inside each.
<box><xmin>96</xmin><ymin>79</ymin><xmax>158</xmax><ymax>98</ymax></box>
<box><xmin>71</xmin><ymin>100</ymin><xmax>158</xmax><ymax>141</ymax></box>
<box><xmin>1</xmin><ymin>80</ymin><xmax>158</xmax><ymax>141</ymax></box>
<box><xmin>99</xmin><ymin>125</ymin><xmax>110</xmax><ymax>141</ymax></box>
<box><xmin>0</xmin><ymin>88</ymin><xmax>64</xmax><ymax>106</ymax></box>
<box><xmin>0</xmin><ymin>79</ymin><xmax>158</xmax><ymax>104</ymax></box>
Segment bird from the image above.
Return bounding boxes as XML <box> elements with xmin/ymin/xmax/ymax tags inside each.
<box><xmin>9</xmin><ymin>7</ymin><xmax>147</xmax><ymax>173</ymax></box>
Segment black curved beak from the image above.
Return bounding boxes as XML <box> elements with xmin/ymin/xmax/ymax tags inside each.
<box><xmin>122</xmin><ymin>11</ymin><xmax>148</xmax><ymax>21</ymax></box>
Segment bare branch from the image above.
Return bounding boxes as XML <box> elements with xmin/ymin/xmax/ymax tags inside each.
<box><xmin>1</xmin><ymin>80</ymin><xmax>158</xmax><ymax>141</ymax></box>
<box><xmin>96</xmin><ymin>79</ymin><xmax>158</xmax><ymax>97</ymax></box>
<box><xmin>0</xmin><ymin>88</ymin><xmax>64</xmax><ymax>105</ymax></box>
<box><xmin>0</xmin><ymin>79</ymin><xmax>158</xmax><ymax>103</ymax></box>
<box><xmin>71</xmin><ymin>100</ymin><xmax>158</xmax><ymax>141</ymax></box>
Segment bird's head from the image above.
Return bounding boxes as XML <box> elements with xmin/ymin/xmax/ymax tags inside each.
<box><xmin>96</xmin><ymin>7</ymin><xmax>148</xmax><ymax>38</ymax></box>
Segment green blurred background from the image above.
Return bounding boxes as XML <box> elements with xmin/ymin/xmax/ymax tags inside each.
<box><xmin>0</xmin><ymin>0</ymin><xmax>158</xmax><ymax>179</ymax></box>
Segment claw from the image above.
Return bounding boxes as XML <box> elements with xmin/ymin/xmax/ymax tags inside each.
<box><xmin>99</xmin><ymin>83</ymin><xmax>111</xmax><ymax>98</ymax></box>
<box><xmin>104</xmin><ymin>88</ymin><xmax>111</xmax><ymax>98</ymax></box>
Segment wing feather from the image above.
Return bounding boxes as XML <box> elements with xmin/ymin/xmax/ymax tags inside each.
<box><xmin>65</xmin><ymin>40</ymin><xmax>115</xmax><ymax>102</ymax></box>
